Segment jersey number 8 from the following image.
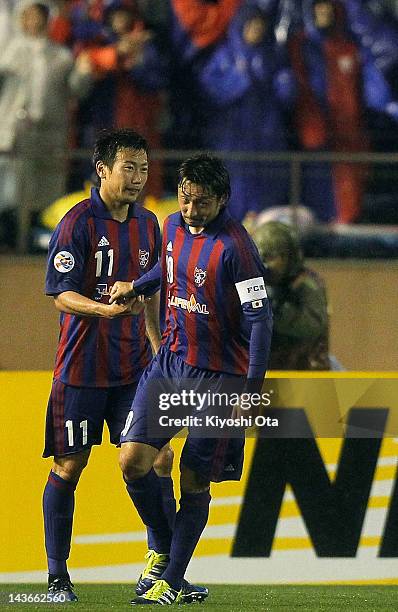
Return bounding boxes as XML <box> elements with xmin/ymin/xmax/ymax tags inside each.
<box><xmin>166</xmin><ymin>255</ymin><xmax>173</xmax><ymax>284</ymax></box>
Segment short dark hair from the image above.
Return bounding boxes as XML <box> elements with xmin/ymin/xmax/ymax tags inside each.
<box><xmin>177</xmin><ymin>154</ymin><xmax>231</xmax><ymax>203</ymax></box>
<box><xmin>92</xmin><ymin>128</ymin><xmax>148</xmax><ymax>171</ymax></box>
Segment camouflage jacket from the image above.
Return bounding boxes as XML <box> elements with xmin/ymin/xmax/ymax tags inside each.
<box><xmin>268</xmin><ymin>267</ymin><xmax>330</xmax><ymax>370</ymax></box>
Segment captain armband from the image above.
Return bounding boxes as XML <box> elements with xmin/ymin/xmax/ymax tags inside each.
<box><xmin>235</xmin><ymin>277</ymin><xmax>268</xmax><ymax>309</ymax></box>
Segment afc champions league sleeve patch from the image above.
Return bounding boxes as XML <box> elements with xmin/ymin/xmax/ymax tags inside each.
<box><xmin>53</xmin><ymin>251</ymin><xmax>75</xmax><ymax>273</ymax></box>
<box><xmin>235</xmin><ymin>277</ymin><xmax>267</xmax><ymax>307</ymax></box>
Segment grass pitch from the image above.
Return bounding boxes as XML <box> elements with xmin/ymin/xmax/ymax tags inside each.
<box><xmin>0</xmin><ymin>584</ymin><xmax>397</xmax><ymax>610</ymax></box>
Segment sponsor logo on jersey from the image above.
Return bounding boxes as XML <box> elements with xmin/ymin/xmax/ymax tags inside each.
<box><xmin>54</xmin><ymin>251</ymin><xmax>75</xmax><ymax>273</ymax></box>
<box><xmin>98</xmin><ymin>236</ymin><xmax>110</xmax><ymax>247</ymax></box>
<box><xmin>167</xmin><ymin>241</ymin><xmax>173</xmax><ymax>252</ymax></box>
<box><xmin>139</xmin><ymin>249</ymin><xmax>150</xmax><ymax>267</ymax></box>
<box><xmin>194</xmin><ymin>267</ymin><xmax>207</xmax><ymax>287</ymax></box>
<box><xmin>94</xmin><ymin>283</ymin><xmax>110</xmax><ymax>301</ymax></box>
<box><xmin>168</xmin><ymin>292</ymin><xmax>209</xmax><ymax>315</ymax></box>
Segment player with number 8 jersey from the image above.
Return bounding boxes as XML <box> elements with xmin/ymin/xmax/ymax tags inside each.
<box><xmin>110</xmin><ymin>154</ymin><xmax>274</xmax><ymax>605</ymax></box>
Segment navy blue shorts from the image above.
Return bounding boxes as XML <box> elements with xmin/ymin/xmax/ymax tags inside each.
<box><xmin>120</xmin><ymin>347</ymin><xmax>245</xmax><ymax>482</ymax></box>
<box><xmin>43</xmin><ymin>380</ymin><xmax>138</xmax><ymax>458</ymax></box>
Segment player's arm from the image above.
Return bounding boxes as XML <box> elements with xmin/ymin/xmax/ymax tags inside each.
<box><xmin>109</xmin><ymin>260</ymin><xmax>161</xmax><ymax>303</ymax></box>
<box><xmin>230</xmin><ymin>293</ymin><xmax>272</xmax><ymax>421</ymax></box>
<box><xmin>245</xmin><ymin>312</ymin><xmax>273</xmax><ymax>390</ymax></box>
<box><xmin>240</xmin><ymin>291</ymin><xmax>273</xmax><ymax>393</ymax></box>
<box><xmin>144</xmin><ymin>291</ymin><xmax>161</xmax><ymax>354</ymax></box>
<box><xmin>54</xmin><ymin>291</ymin><xmax>144</xmax><ymax>319</ymax></box>
<box><xmin>226</xmin><ymin>238</ymin><xmax>274</xmax><ymax>393</ymax></box>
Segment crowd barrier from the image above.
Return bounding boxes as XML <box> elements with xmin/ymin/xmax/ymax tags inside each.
<box><xmin>1</xmin><ymin>148</ymin><xmax>398</xmax><ymax>253</ymax></box>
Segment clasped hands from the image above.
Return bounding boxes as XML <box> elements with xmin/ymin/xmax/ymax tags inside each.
<box><xmin>108</xmin><ymin>281</ymin><xmax>146</xmax><ymax>316</ymax></box>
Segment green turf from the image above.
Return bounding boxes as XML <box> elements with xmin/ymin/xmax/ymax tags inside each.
<box><xmin>0</xmin><ymin>584</ymin><xmax>397</xmax><ymax>611</ymax></box>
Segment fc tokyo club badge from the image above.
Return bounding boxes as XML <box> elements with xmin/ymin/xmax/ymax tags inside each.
<box><xmin>53</xmin><ymin>251</ymin><xmax>75</xmax><ymax>273</ymax></box>
<box><xmin>139</xmin><ymin>249</ymin><xmax>150</xmax><ymax>268</ymax></box>
<box><xmin>194</xmin><ymin>267</ymin><xmax>207</xmax><ymax>287</ymax></box>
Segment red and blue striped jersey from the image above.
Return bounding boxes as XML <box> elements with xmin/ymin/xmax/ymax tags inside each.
<box><xmin>45</xmin><ymin>188</ymin><xmax>160</xmax><ymax>387</ymax></box>
<box><xmin>159</xmin><ymin>209</ymin><xmax>270</xmax><ymax>375</ymax></box>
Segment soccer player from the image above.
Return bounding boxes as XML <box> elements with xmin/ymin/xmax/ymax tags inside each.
<box><xmin>42</xmin><ymin>128</ymin><xmax>175</xmax><ymax>601</ymax></box>
<box><xmin>110</xmin><ymin>154</ymin><xmax>273</xmax><ymax>604</ymax></box>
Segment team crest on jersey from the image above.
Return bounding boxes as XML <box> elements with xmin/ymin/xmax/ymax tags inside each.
<box><xmin>54</xmin><ymin>251</ymin><xmax>75</xmax><ymax>273</ymax></box>
<box><xmin>139</xmin><ymin>249</ymin><xmax>150</xmax><ymax>267</ymax></box>
<box><xmin>194</xmin><ymin>267</ymin><xmax>207</xmax><ymax>287</ymax></box>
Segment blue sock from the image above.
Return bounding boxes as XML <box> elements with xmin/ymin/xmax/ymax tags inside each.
<box><xmin>125</xmin><ymin>469</ymin><xmax>172</xmax><ymax>553</ymax></box>
<box><xmin>162</xmin><ymin>490</ymin><xmax>211</xmax><ymax>591</ymax></box>
<box><xmin>43</xmin><ymin>471</ymin><xmax>77</xmax><ymax>576</ymax></box>
<box><xmin>159</xmin><ymin>477</ymin><xmax>176</xmax><ymax>530</ymax></box>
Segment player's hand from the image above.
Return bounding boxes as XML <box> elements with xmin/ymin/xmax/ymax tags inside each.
<box><xmin>231</xmin><ymin>402</ymin><xmax>246</xmax><ymax>421</ymax></box>
<box><xmin>103</xmin><ymin>296</ymin><xmax>144</xmax><ymax>318</ymax></box>
<box><xmin>231</xmin><ymin>396</ymin><xmax>259</xmax><ymax>423</ymax></box>
<box><xmin>128</xmin><ymin>295</ymin><xmax>146</xmax><ymax>315</ymax></box>
<box><xmin>109</xmin><ymin>281</ymin><xmax>135</xmax><ymax>304</ymax></box>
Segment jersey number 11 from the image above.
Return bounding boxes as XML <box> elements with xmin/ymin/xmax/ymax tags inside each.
<box><xmin>95</xmin><ymin>249</ymin><xmax>114</xmax><ymax>277</ymax></box>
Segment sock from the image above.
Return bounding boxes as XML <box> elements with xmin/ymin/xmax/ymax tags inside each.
<box><xmin>159</xmin><ymin>477</ymin><xmax>177</xmax><ymax>530</ymax></box>
<box><xmin>125</xmin><ymin>469</ymin><xmax>172</xmax><ymax>553</ymax></box>
<box><xmin>43</xmin><ymin>471</ymin><xmax>77</xmax><ymax>576</ymax></box>
<box><xmin>162</xmin><ymin>490</ymin><xmax>211</xmax><ymax>591</ymax></box>
<box><xmin>48</xmin><ymin>560</ymin><xmax>67</xmax><ymax>577</ymax></box>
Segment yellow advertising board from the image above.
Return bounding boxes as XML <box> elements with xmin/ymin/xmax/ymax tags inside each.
<box><xmin>1</xmin><ymin>372</ymin><xmax>398</xmax><ymax>584</ymax></box>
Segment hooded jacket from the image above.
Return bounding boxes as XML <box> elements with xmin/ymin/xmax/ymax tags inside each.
<box><xmin>253</xmin><ymin>221</ymin><xmax>330</xmax><ymax>370</ymax></box>
<box><xmin>189</xmin><ymin>3</ymin><xmax>295</xmax><ymax>220</ymax></box>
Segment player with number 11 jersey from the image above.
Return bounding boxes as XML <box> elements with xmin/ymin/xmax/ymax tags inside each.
<box><xmin>45</xmin><ymin>186</ymin><xmax>160</xmax><ymax>389</ymax></box>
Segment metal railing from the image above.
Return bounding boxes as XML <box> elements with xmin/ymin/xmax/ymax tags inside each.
<box><xmin>1</xmin><ymin>148</ymin><xmax>398</xmax><ymax>253</ymax></box>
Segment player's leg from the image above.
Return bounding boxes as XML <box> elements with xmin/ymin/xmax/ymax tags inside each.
<box><xmin>119</xmin><ymin>440</ymin><xmax>173</xmax><ymax>555</ymax></box>
<box><xmin>124</xmin><ymin>348</ymin><xmax>209</xmax><ymax>604</ymax></box>
<box><xmin>118</xmin><ymin>351</ymin><xmax>175</xmax><ymax>558</ymax></box>
<box><xmin>132</xmin><ymin>427</ymin><xmax>244</xmax><ymax>604</ymax></box>
<box><xmin>154</xmin><ymin>444</ymin><xmax>176</xmax><ymax>530</ymax></box>
<box><xmin>153</xmin><ymin>370</ymin><xmax>242</xmax><ymax>596</ymax></box>
<box><xmin>158</xmin><ymin>432</ymin><xmax>244</xmax><ymax>602</ymax></box>
<box><xmin>120</xmin><ymin>439</ymin><xmax>175</xmax><ymax>598</ymax></box>
<box><xmin>107</xmin><ymin>385</ymin><xmax>177</xmax><ymax>533</ymax></box>
<box><xmin>120</xmin><ymin>435</ymin><xmax>206</xmax><ymax>603</ymax></box>
<box><xmin>42</xmin><ymin>381</ymin><xmax>107</xmax><ymax>601</ymax></box>
<box><xmin>131</xmin><ymin>465</ymin><xmax>210</xmax><ymax>605</ymax></box>
<box><xmin>160</xmin><ymin>466</ymin><xmax>211</xmax><ymax>592</ymax></box>
<box><xmin>43</xmin><ymin>451</ymin><xmax>90</xmax><ymax>588</ymax></box>
<box><xmin>107</xmin><ymin>384</ymin><xmax>176</xmax><ymax>594</ymax></box>
<box><xmin>128</xmin><ymin>444</ymin><xmax>177</xmax><ymax>599</ymax></box>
